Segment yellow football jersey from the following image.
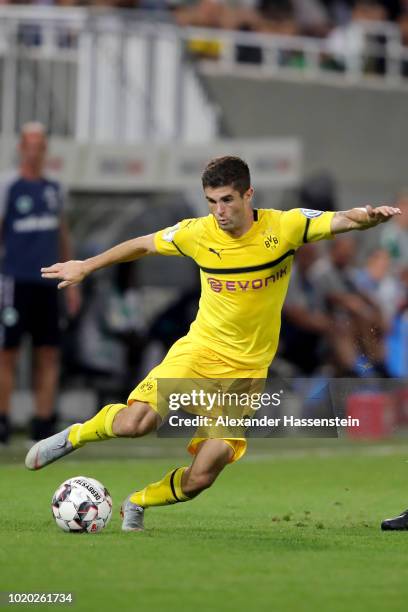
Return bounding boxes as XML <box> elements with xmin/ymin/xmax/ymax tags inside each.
<box><xmin>154</xmin><ymin>208</ymin><xmax>335</xmax><ymax>369</ymax></box>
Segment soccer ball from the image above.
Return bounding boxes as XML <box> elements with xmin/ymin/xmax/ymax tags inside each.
<box><xmin>51</xmin><ymin>476</ymin><xmax>112</xmax><ymax>533</ymax></box>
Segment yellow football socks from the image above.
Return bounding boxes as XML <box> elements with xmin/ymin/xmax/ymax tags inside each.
<box><xmin>68</xmin><ymin>407</ymin><xmax>191</xmax><ymax>508</ymax></box>
<box><xmin>68</xmin><ymin>403</ymin><xmax>125</xmax><ymax>449</ymax></box>
<box><xmin>130</xmin><ymin>467</ymin><xmax>190</xmax><ymax>508</ymax></box>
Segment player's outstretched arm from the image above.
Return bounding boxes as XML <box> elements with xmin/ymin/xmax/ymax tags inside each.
<box><xmin>331</xmin><ymin>204</ymin><xmax>401</xmax><ymax>234</ymax></box>
<box><xmin>41</xmin><ymin>233</ymin><xmax>157</xmax><ymax>289</ymax></box>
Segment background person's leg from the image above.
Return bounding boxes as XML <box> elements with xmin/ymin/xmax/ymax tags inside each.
<box><xmin>30</xmin><ymin>283</ymin><xmax>62</xmax><ymax>442</ymax></box>
<box><xmin>31</xmin><ymin>346</ymin><xmax>60</xmax><ymax>441</ymax></box>
<box><xmin>33</xmin><ymin>346</ymin><xmax>59</xmax><ymax>418</ymax></box>
<box><xmin>0</xmin><ymin>348</ymin><xmax>19</xmax><ymax>443</ymax></box>
<box><xmin>0</xmin><ymin>278</ymin><xmax>24</xmax><ymax>444</ymax></box>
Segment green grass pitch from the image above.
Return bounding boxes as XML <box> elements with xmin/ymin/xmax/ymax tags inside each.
<box><xmin>1</xmin><ymin>438</ymin><xmax>408</xmax><ymax>612</ymax></box>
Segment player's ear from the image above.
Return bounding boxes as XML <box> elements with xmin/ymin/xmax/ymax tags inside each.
<box><xmin>245</xmin><ymin>187</ymin><xmax>254</xmax><ymax>202</ymax></box>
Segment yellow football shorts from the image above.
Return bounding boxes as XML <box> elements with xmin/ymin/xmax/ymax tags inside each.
<box><xmin>128</xmin><ymin>336</ymin><xmax>267</xmax><ymax>462</ymax></box>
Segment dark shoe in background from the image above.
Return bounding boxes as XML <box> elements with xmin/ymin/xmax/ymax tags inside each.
<box><xmin>0</xmin><ymin>414</ymin><xmax>11</xmax><ymax>445</ymax></box>
<box><xmin>30</xmin><ymin>414</ymin><xmax>56</xmax><ymax>443</ymax></box>
<box><xmin>381</xmin><ymin>509</ymin><xmax>408</xmax><ymax>531</ymax></box>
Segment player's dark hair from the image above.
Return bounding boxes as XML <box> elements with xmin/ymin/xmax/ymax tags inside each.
<box><xmin>201</xmin><ymin>156</ymin><xmax>251</xmax><ymax>196</ymax></box>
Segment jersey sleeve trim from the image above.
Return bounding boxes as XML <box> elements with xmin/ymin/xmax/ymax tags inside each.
<box><xmin>154</xmin><ymin>218</ymin><xmax>198</xmax><ymax>257</ymax></box>
<box><xmin>172</xmin><ymin>240</ymin><xmax>187</xmax><ymax>257</ymax></box>
<box><xmin>303</xmin><ymin>218</ymin><xmax>311</xmax><ymax>243</ymax></box>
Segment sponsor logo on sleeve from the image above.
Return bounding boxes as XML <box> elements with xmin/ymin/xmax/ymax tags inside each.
<box><xmin>300</xmin><ymin>208</ymin><xmax>323</xmax><ymax>218</ymax></box>
<box><xmin>163</xmin><ymin>223</ymin><xmax>180</xmax><ymax>243</ymax></box>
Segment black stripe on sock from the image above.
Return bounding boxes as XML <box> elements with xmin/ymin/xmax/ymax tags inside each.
<box><xmin>170</xmin><ymin>468</ymin><xmax>182</xmax><ymax>502</ymax></box>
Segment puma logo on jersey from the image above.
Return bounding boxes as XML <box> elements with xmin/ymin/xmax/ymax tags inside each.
<box><xmin>209</xmin><ymin>247</ymin><xmax>223</xmax><ymax>259</ymax></box>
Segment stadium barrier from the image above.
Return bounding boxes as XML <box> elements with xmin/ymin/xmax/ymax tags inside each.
<box><xmin>0</xmin><ymin>137</ymin><xmax>302</xmax><ymax>191</ymax></box>
<box><xmin>0</xmin><ymin>7</ymin><xmax>407</xmax><ymax>144</ymax></box>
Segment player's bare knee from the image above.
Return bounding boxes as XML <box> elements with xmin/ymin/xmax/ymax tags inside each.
<box><xmin>124</xmin><ymin>414</ymin><xmax>154</xmax><ymax>438</ymax></box>
<box><xmin>135</xmin><ymin>412</ymin><xmax>158</xmax><ymax>437</ymax></box>
<box><xmin>114</xmin><ymin>402</ymin><xmax>157</xmax><ymax>437</ymax></box>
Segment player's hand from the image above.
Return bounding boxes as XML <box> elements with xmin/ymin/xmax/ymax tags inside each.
<box><xmin>361</xmin><ymin>204</ymin><xmax>401</xmax><ymax>227</ymax></box>
<box><xmin>41</xmin><ymin>260</ymin><xmax>88</xmax><ymax>289</ymax></box>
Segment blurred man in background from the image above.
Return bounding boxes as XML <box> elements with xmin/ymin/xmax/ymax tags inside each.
<box><xmin>309</xmin><ymin>235</ymin><xmax>389</xmax><ymax>376</ymax></box>
<box><xmin>352</xmin><ymin>247</ymin><xmax>402</xmax><ymax>325</ymax></box>
<box><xmin>281</xmin><ymin>242</ymin><xmax>331</xmax><ymax>375</ymax></box>
<box><xmin>380</xmin><ymin>188</ymin><xmax>408</xmax><ymax>272</ymax></box>
<box><xmin>0</xmin><ymin>122</ymin><xmax>80</xmax><ymax>445</ymax></box>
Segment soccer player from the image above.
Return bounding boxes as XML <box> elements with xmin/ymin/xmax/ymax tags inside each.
<box><xmin>25</xmin><ymin>156</ymin><xmax>400</xmax><ymax>531</ymax></box>
<box><xmin>0</xmin><ymin>122</ymin><xmax>80</xmax><ymax>445</ymax></box>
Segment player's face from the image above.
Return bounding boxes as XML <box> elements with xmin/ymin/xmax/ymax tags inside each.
<box><xmin>205</xmin><ymin>185</ymin><xmax>253</xmax><ymax>233</ymax></box>
<box><xmin>19</xmin><ymin>132</ymin><xmax>47</xmax><ymax>169</ymax></box>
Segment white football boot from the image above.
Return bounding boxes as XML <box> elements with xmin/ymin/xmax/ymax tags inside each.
<box><xmin>25</xmin><ymin>425</ymin><xmax>78</xmax><ymax>470</ymax></box>
<box><xmin>120</xmin><ymin>495</ymin><xmax>145</xmax><ymax>531</ymax></box>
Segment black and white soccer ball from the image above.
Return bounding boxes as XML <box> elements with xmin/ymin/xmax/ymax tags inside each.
<box><xmin>51</xmin><ymin>476</ymin><xmax>112</xmax><ymax>533</ymax></box>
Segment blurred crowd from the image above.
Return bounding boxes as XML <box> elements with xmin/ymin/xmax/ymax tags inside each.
<box><xmin>281</xmin><ymin>190</ymin><xmax>408</xmax><ymax>379</ymax></box>
<box><xmin>174</xmin><ymin>0</ymin><xmax>408</xmax><ymax>39</ymax></box>
<box><xmin>2</xmin><ymin>0</ymin><xmax>408</xmax><ymax>75</ymax></box>
<box><xmin>173</xmin><ymin>0</ymin><xmax>408</xmax><ymax>74</ymax></box>
<box><xmin>2</xmin><ymin>0</ymin><xmax>408</xmax><ymax>37</ymax></box>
